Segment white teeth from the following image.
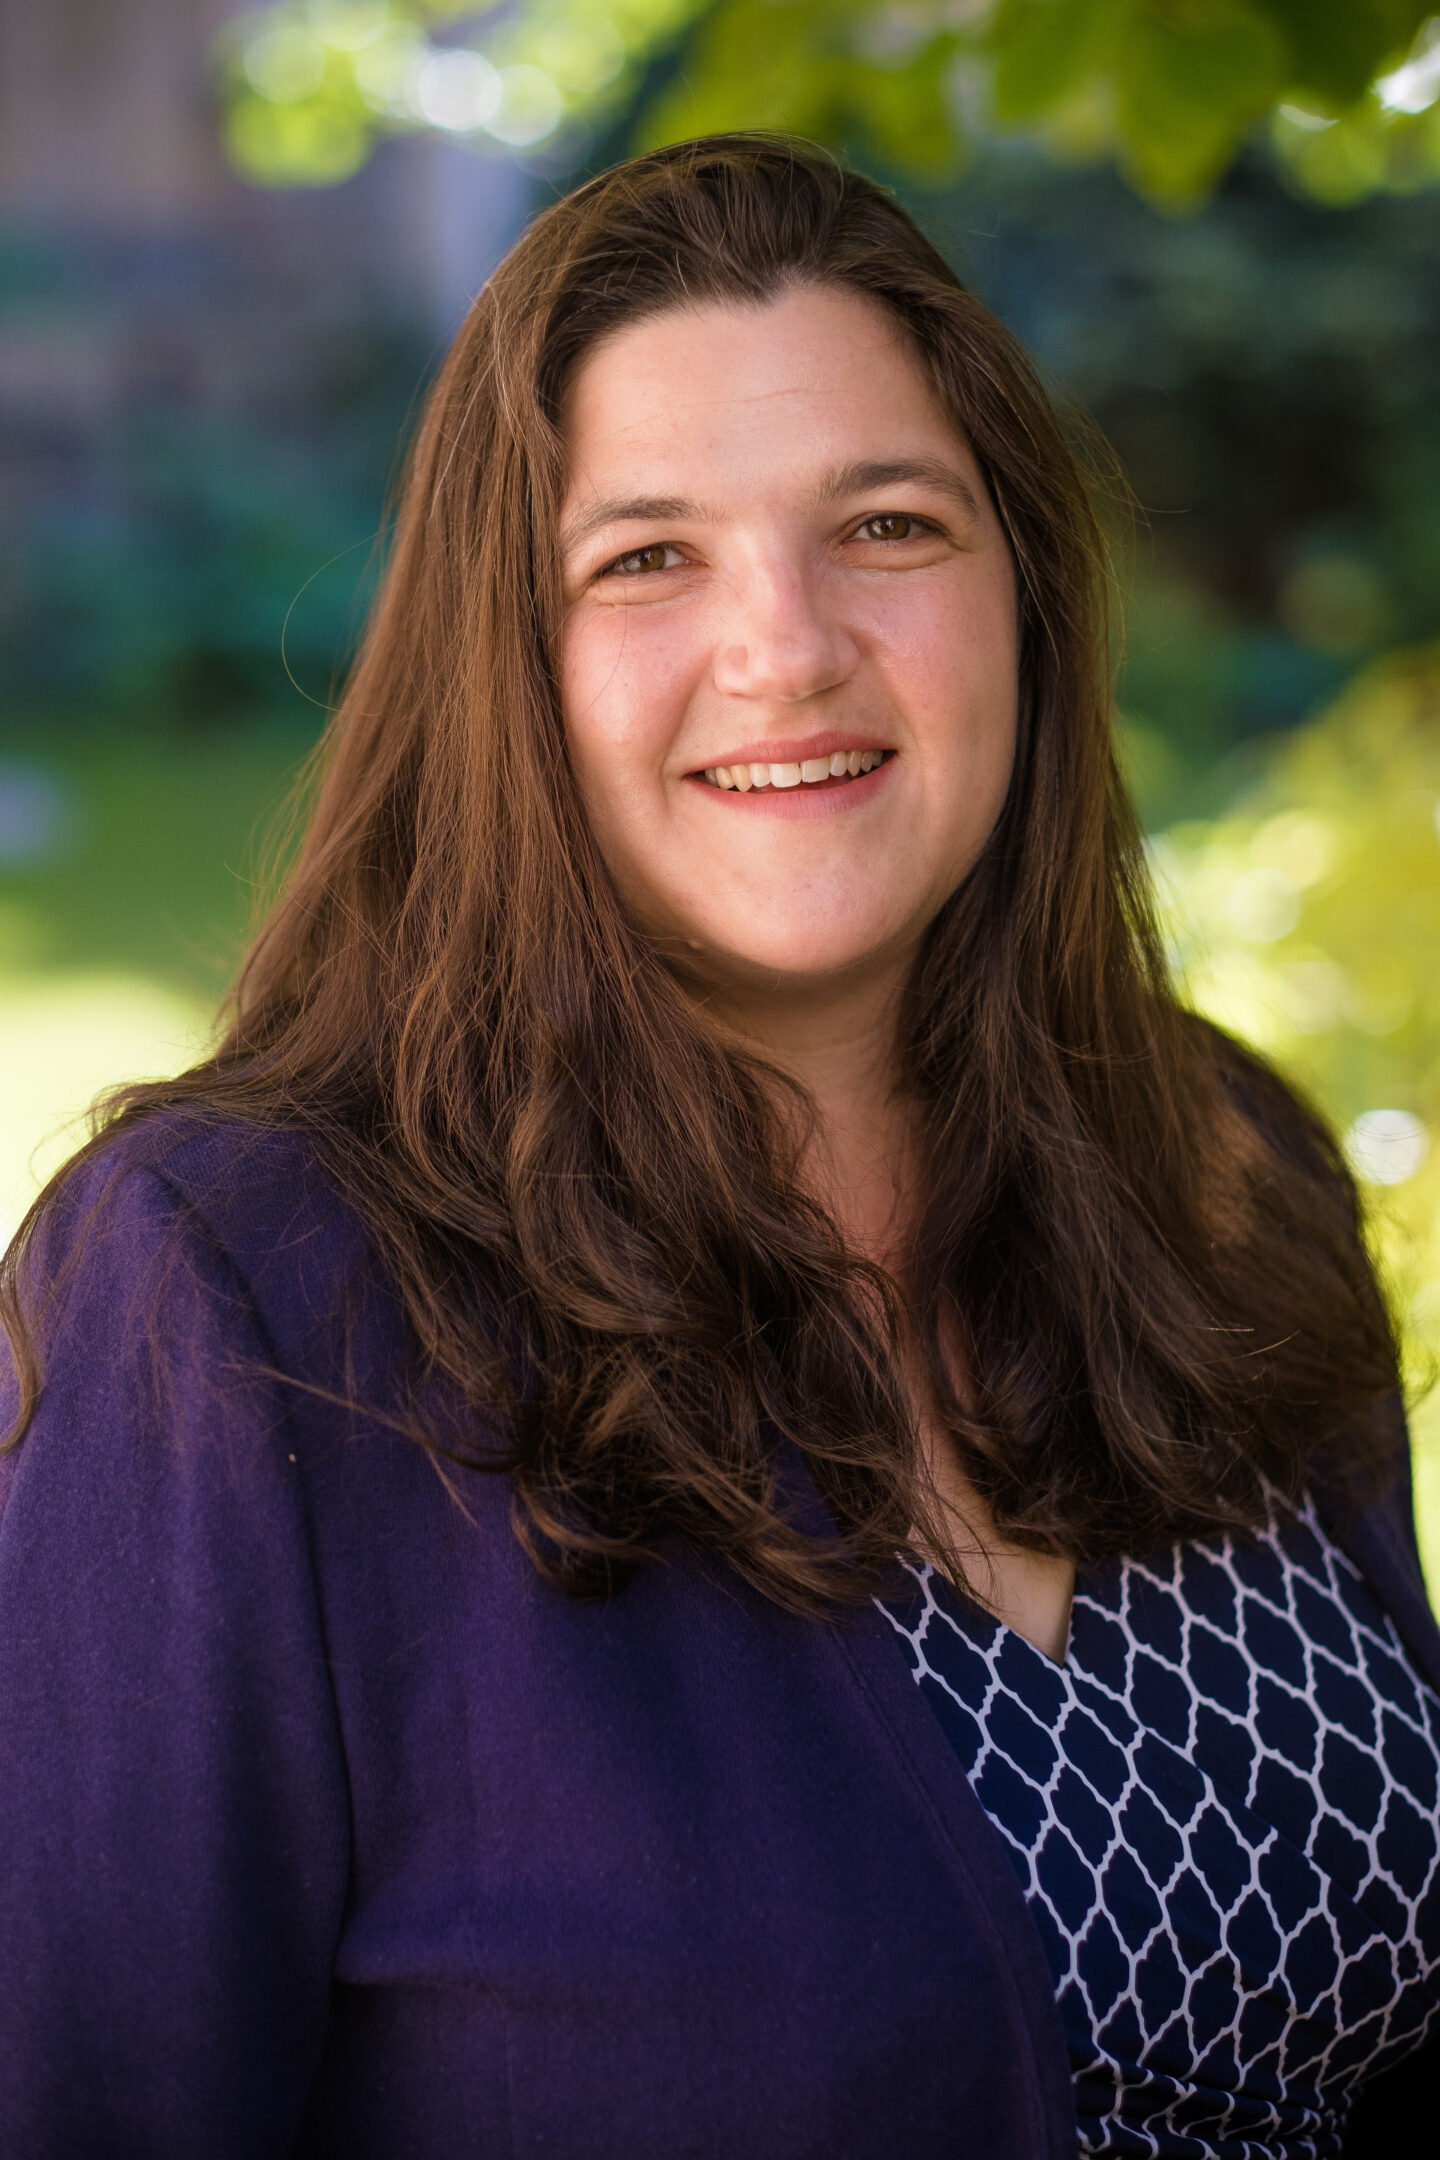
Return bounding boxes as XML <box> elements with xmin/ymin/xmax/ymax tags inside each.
<box><xmin>702</xmin><ymin>750</ymin><xmax>887</xmax><ymax>789</ymax></box>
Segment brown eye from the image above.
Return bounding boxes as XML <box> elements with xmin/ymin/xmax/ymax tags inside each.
<box><xmin>862</xmin><ymin>514</ymin><xmax>916</xmax><ymax>542</ymax></box>
<box><xmin>613</xmin><ymin>544</ymin><xmax>675</xmax><ymax>575</ymax></box>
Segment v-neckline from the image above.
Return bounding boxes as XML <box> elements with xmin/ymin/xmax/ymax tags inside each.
<box><xmin>917</xmin><ymin>1554</ymin><xmax>1085</xmax><ymax>1674</ymax></box>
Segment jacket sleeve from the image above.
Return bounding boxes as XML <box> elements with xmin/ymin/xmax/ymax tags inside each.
<box><xmin>0</xmin><ymin>1155</ymin><xmax>351</xmax><ymax>2158</ymax></box>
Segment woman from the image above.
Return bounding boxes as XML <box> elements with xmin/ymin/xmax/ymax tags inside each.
<box><xmin>1</xmin><ymin>136</ymin><xmax>1436</xmax><ymax>2157</ymax></box>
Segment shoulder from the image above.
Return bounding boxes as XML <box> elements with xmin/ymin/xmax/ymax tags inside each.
<box><xmin>1</xmin><ymin>1109</ymin><xmax>442</xmax><ymax>1617</ymax></box>
<box><xmin>33</xmin><ymin>1106</ymin><xmax>365</xmax><ymax>1272</ymax></box>
<box><xmin>10</xmin><ymin>1108</ymin><xmax>401</xmax><ymax>1417</ymax></box>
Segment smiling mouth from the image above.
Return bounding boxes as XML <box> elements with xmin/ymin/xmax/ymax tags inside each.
<box><xmin>699</xmin><ymin>748</ymin><xmax>891</xmax><ymax>791</ymax></box>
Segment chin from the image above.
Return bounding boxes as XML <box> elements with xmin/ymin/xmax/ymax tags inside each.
<box><xmin>694</xmin><ymin>926</ymin><xmax>903</xmax><ymax>985</ymax></box>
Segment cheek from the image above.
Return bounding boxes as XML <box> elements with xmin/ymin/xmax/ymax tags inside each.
<box><xmin>560</xmin><ymin>615</ymin><xmax>703</xmax><ymax>921</ymax></box>
<box><xmin>874</xmin><ymin>569</ymin><xmax>1018</xmax><ymax>771</ymax></box>
<box><xmin>561</xmin><ymin>607</ymin><xmax>704</xmax><ymax>771</ymax></box>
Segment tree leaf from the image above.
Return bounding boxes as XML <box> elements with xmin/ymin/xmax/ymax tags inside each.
<box><xmin>987</xmin><ymin>0</ymin><xmax>1124</xmax><ymax>124</ymax></box>
<box><xmin>638</xmin><ymin>0</ymin><xmax>849</xmax><ymax>148</ymax></box>
<box><xmin>1261</xmin><ymin>0</ymin><xmax>1432</xmax><ymax>112</ymax></box>
<box><xmin>850</xmin><ymin>37</ymin><xmax>967</xmax><ymax>179</ymax></box>
<box><xmin>1114</xmin><ymin>3</ymin><xmax>1289</xmax><ymax>204</ymax></box>
<box><xmin>213</xmin><ymin>0</ymin><xmax>1440</xmax><ymax>212</ymax></box>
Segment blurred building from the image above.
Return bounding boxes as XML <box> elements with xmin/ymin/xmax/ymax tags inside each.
<box><xmin>0</xmin><ymin>0</ymin><xmax>527</xmax><ymax>722</ymax></box>
<box><xmin>0</xmin><ymin>0</ymin><xmax>528</xmax><ymax>320</ymax></box>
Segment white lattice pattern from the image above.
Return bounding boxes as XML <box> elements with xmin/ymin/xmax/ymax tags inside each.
<box><xmin>879</xmin><ymin>1498</ymin><xmax>1440</xmax><ymax>2157</ymax></box>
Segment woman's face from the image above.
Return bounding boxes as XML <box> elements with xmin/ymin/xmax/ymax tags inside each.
<box><xmin>558</xmin><ymin>285</ymin><xmax>1019</xmax><ymax>1002</ymax></box>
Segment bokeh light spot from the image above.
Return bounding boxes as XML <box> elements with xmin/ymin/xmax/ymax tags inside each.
<box><xmin>1224</xmin><ymin>865</ymin><xmax>1301</xmax><ymax>944</ymax></box>
<box><xmin>354</xmin><ymin>33</ymin><xmax>429</xmax><ymax>117</ymax></box>
<box><xmin>537</xmin><ymin>16</ymin><xmax>625</xmax><ymax>98</ymax></box>
<box><xmin>487</xmin><ymin>64</ymin><xmax>564</xmax><ymax>148</ymax></box>
<box><xmin>1249</xmin><ymin>811</ymin><xmax>1337</xmax><ymax>890</ymax></box>
<box><xmin>1378</xmin><ymin>22</ymin><xmax>1440</xmax><ymax>116</ymax></box>
<box><xmin>1277</xmin><ymin>555</ymin><xmax>1390</xmax><ymax>655</ymax></box>
<box><xmin>414</xmin><ymin>48</ymin><xmax>502</xmax><ymax>134</ymax></box>
<box><xmin>243</xmin><ymin>22</ymin><xmax>328</xmax><ymax>104</ymax></box>
<box><xmin>1345</xmin><ymin>1109</ymin><xmax>1431</xmax><ymax>1187</ymax></box>
<box><xmin>226</xmin><ymin>93</ymin><xmax>370</xmax><ymax>185</ymax></box>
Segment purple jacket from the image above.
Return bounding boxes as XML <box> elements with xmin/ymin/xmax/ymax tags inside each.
<box><xmin>2</xmin><ymin>1116</ymin><xmax>1437</xmax><ymax>2157</ymax></box>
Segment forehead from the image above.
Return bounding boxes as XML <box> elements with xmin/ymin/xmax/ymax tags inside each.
<box><xmin>560</xmin><ymin>286</ymin><xmax>970</xmax><ymax>494</ymax></box>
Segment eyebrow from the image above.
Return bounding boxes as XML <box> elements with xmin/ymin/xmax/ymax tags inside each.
<box><xmin>559</xmin><ymin>495</ymin><xmax>706</xmax><ymax>555</ymax></box>
<box><xmin>559</xmin><ymin>457</ymin><xmax>984</xmax><ymax>557</ymax></box>
<box><xmin>815</xmin><ymin>457</ymin><xmax>984</xmax><ymax>519</ymax></box>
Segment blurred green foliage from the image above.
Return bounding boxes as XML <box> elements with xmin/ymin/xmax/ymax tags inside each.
<box><xmin>1156</xmin><ymin>647</ymin><xmax>1440</xmax><ymax>1249</ymax></box>
<box><xmin>0</xmin><ymin>225</ymin><xmax>426</xmax><ymax>727</ymax></box>
<box><xmin>218</xmin><ymin>0</ymin><xmax>1440</xmax><ymax>209</ymax></box>
<box><xmin>7</xmin><ymin>138</ymin><xmax>1438</xmax><ymax>763</ymax></box>
<box><xmin>1151</xmin><ymin>645</ymin><xmax>1440</xmax><ymax>1583</ymax></box>
<box><xmin>8</xmin><ymin>412</ymin><xmax>376</xmax><ymax>723</ymax></box>
<box><xmin>922</xmin><ymin>147</ymin><xmax>1440</xmax><ymax>827</ymax></box>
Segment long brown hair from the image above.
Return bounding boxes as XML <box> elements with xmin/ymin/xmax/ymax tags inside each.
<box><xmin>2</xmin><ymin>136</ymin><xmax>1399</xmax><ymax>1607</ymax></box>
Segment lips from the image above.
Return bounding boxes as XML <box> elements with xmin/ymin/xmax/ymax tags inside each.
<box><xmin>683</xmin><ymin>747</ymin><xmax>896</xmax><ymax>815</ymax></box>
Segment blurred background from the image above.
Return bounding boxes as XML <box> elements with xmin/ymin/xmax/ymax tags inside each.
<box><xmin>3</xmin><ymin>0</ymin><xmax>1439</xmax><ymax>1581</ymax></box>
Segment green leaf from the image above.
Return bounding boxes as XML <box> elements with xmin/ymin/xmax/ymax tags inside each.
<box><xmin>987</xmin><ymin>0</ymin><xmax>1124</xmax><ymax>124</ymax></box>
<box><xmin>1260</xmin><ymin>0</ymin><xmax>1432</xmax><ymax>111</ymax></box>
<box><xmin>1274</xmin><ymin>94</ymin><xmax>1440</xmax><ymax>206</ymax></box>
<box><xmin>637</xmin><ymin>0</ymin><xmax>848</xmax><ymax>149</ymax></box>
<box><xmin>847</xmin><ymin>36</ymin><xmax>967</xmax><ymax>180</ymax></box>
<box><xmin>214</xmin><ymin>0</ymin><xmax>1440</xmax><ymax>213</ymax></box>
<box><xmin>1114</xmin><ymin>3</ymin><xmax>1289</xmax><ymax>204</ymax></box>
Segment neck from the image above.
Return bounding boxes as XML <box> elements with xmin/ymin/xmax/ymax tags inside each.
<box><xmin>684</xmin><ymin>954</ymin><xmax>920</xmax><ymax>1268</ymax></box>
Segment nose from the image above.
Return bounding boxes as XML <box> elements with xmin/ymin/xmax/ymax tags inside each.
<box><xmin>711</xmin><ymin>563</ymin><xmax>859</xmax><ymax>704</ymax></box>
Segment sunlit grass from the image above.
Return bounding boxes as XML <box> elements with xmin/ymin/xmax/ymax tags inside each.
<box><xmin>0</xmin><ymin>971</ymin><xmax>211</xmax><ymax>1245</ymax></box>
<box><xmin>0</xmin><ymin>722</ymin><xmax>289</xmax><ymax>1240</ymax></box>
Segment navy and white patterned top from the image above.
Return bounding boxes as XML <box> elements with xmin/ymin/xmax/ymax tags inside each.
<box><xmin>878</xmin><ymin>1497</ymin><xmax>1440</xmax><ymax>2156</ymax></box>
